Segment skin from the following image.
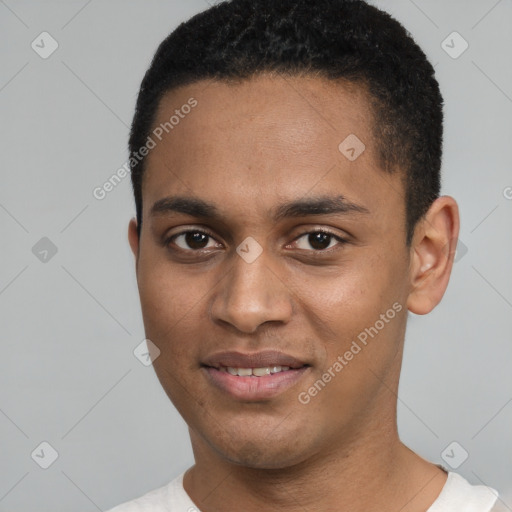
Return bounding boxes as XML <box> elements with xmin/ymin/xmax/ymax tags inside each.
<box><xmin>128</xmin><ymin>73</ymin><xmax>460</xmax><ymax>512</ymax></box>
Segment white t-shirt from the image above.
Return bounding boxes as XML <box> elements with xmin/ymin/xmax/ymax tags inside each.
<box><xmin>105</xmin><ymin>469</ymin><xmax>500</xmax><ymax>512</ymax></box>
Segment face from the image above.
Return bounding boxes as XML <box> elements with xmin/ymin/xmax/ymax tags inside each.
<box><xmin>129</xmin><ymin>74</ymin><xmax>415</xmax><ymax>469</ymax></box>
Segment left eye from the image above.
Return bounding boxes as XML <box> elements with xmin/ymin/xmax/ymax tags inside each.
<box><xmin>293</xmin><ymin>231</ymin><xmax>347</xmax><ymax>251</ymax></box>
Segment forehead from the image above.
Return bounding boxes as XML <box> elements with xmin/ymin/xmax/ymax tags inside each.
<box><xmin>142</xmin><ymin>73</ymin><xmax>403</xmax><ymax>228</ymax></box>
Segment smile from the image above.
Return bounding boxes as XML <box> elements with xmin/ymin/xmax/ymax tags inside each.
<box><xmin>220</xmin><ymin>365</ymin><xmax>291</xmax><ymax>376</ymax></box>
<box><xmin>202</xmin><ymin>364</ymin><xmax>310</xmax><ymax>401</ymax></box>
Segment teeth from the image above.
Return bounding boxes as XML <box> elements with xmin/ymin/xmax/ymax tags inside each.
<box><xmin>223</xmin><ymin>366</ymin><xmax>292</xmax><ymax>377</ymax></box>
<box><xmin>252</xmin><ymin>367</ymin><xmax>271</xmax><ymax>377</ymax></box>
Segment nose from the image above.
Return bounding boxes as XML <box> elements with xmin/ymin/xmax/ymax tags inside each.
<box><xmin>210</xmin><ymin>247</ymin><xmax>293</xmax><ymax>334</ymax></box>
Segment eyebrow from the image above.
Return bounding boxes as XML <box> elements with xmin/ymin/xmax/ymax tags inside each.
<box><xmin>150</xmin><ymin>194</ymin><xmax>370</xmax><ymax>221</ymax></box>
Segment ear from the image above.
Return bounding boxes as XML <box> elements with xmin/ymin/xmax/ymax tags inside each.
<box><xmin>128</xmin><ymin>217</ymin><xmax>140</xmax><ymax>266</ymax></box>
<box><xmin>406</xmin><ymin>195</ymin><xmax>460</xmax><ymax>315</ymax></box>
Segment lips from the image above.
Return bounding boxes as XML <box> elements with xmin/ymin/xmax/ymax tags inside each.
<box><xmin>201</xmin><ymin>350</ymin><xmax>310</xmax><ymax>401</ymax></box>
<box><xmin>202</xmin><ymin>350</ymin><xmax>307</xmax><ymax>370</ymax></box>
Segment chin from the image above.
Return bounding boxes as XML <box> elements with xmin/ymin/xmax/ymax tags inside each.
<box><xmin>206</xmin><ymin>427</ymin><xmax>314</xmax><ymax>470</ymax></box>
<box><xmin>222</xmin><ymin>444</ymin><xmax>306</xmax><ymax>470</ymax></box>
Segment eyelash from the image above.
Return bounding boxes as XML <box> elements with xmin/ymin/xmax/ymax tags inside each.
<box><xmin>164</xmin><ymin>228</ymin><xmax>349</xmax><ymax>255</ymax></box>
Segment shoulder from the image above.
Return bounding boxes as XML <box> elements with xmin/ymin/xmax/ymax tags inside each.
<box><xmin>428</xmin><ymin>471</ymin><xmax>500</xmax><ymax>512</ymax></box>
<box><xmin>104</xmin><ymin>471</ymin><xmax>197</xmax><ymax>512</ymax></box>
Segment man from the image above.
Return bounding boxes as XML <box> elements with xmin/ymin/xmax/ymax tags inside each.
<box><xmin>108</xmin><ymin>0</ymin><xmax>501</xmax><ymax>510</ymax></box>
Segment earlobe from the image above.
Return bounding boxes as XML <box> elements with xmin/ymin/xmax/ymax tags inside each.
<box><xmin>128</xmin><ymin>217</ymin><xmax>140</xmax><ymax>261</ymax></box>
<box><xmin>406</xmin><ymin>196</ymin><xmax>460</xmax><ymax>315</ymax></box>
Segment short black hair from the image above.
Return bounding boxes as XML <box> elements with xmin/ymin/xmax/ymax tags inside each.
<box><xmin>129</xmin><ymin>0</ymin><xmax>443</xmax><ymax>246</ymax></box>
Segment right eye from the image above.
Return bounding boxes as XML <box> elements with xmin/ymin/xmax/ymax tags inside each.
<box><xmin>165</xmin><ymin>230</ymin><xmax>222</xmax><ymax>252</ymax></box>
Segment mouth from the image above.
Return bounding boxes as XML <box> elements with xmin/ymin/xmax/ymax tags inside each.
<box><xmin>212</xmin><ymin>365</ymin><xmax>299</xmax><ymax>376</ymax></box>
<box><xmin>201</xmin><ymin>350</ymin><xmax>311</xmax><ymax>401</ymax></box>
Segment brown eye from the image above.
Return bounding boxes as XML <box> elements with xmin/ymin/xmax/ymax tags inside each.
<box><xmin>169</xmin><ymin>231</ymin><xmax>218</xmax><ymax>251</ymax></box>
<box><xmin>294</xmin><ymin>230</ymin><xmax>347</xmax><ymax>251</ymax></box>
<box><xmin>307</xmin><ymin>232</ymin><xmax>332</xmax><ymax>250</ymax></box>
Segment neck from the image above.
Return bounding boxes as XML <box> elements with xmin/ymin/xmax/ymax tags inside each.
<box><xmin>183</xmin><ymin>408</ymin><xmax>447</xmax><ymax>512</ymax></box>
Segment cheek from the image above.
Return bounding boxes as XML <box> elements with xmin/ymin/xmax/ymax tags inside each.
<box><xmin>296</xmin><ymin>276</ymin><xmax>406</xmax><ymax>430</ymax></box>
<box><xmin>138</xmin><ymin>242</ymin><xmax>209</xmax><ymax>324</ymax></box>
<box><xmin>293</xmin><ymin>251</ymin><xmax>406</xmax><ymax>371</ymax></box>
<box><xmin>293</xmin><ymin>253</ymin><xmax>389</xmax><ymax>325</ymax></box>
<box><xmin>136</xmin><ymin>257</ymin><xmax>207</xmax><ymax>361</ymax></box>
<box><xmin>137</xmin><ymin>264</ymin><xmax>211</xmax><ymax>415</ymax></box>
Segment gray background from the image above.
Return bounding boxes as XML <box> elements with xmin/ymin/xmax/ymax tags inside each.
<box><xmin>1</xmin><ymin>0</ymin><xmax>511</xmax><ymax>510</ymax></box>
